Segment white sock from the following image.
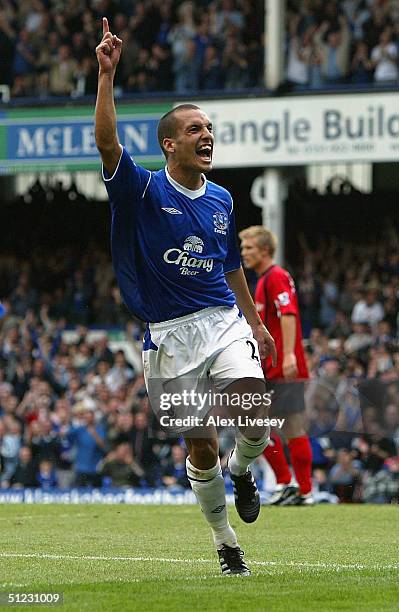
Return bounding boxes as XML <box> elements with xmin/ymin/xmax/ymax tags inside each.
<box><xmin>229</xmin><ymin>431</ymin><xmax>270</xmax><ymax>476</ymax></box>
<box><xmin>186</xmin><ymin>457</ymin><xmax>237</xmax><ymax>549</ymax></box>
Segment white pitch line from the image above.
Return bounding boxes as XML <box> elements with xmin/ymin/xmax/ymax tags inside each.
<box><xmin>0</xmin><ymin>513</ymin><xmax>91</xmax><ymax>522</ymax></box>
<box><xmin>0</xmin><ymin>552</ymin><xmax>398</xmax><ymax>572</ymax></box>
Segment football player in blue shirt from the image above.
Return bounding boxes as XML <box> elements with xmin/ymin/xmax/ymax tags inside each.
<box><xmin>95</xmin><ymin>18</ymin><xmax>276</xmax><ymax>577</ymax></box>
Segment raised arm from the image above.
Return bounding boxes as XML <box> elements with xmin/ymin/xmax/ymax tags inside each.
<box><xmin>95</xmin><ymin>17</ymin><xmax>123</xmax><ymax>175</ymax></box>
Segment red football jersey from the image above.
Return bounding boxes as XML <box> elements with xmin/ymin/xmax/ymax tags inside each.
<box><xmin>255</xmin><ymin>264</ymin><xmax>309</xmax><ymax>381</ymax></box>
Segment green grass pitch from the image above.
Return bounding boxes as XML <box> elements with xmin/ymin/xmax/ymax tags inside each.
<box><xmin>0</xmin><ymin>504</ymin><xmax>398</xmax><ymax>611</ymax></box>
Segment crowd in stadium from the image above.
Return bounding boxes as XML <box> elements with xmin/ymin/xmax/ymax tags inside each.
<box><xmin>0</xmin><ymin>233</ymin><xmax>398</xmax><ymax>502</ymax></box>
<box><xmin>1</xmin><ymin>0</ymin><xmax>399</xmax><ymax>100</ymax></box>
<box><xmin>0</xmin><ymin>0</ymin><xmax>264</xmax><ymax>98</ymax></box>
<box><xmin>286</xmin><ymin>0</ymin><xmax>399</xmax><ymax>89</ymax></box>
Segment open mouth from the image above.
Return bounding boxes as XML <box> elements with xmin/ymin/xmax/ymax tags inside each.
<box><xmin>196</xmin><ymin>145</ymin><xmax>213</xmax><ymax>163</ymax></box>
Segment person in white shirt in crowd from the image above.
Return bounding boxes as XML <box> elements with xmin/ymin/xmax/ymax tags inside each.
<box><xmin>286</xmin><ymin>14</ymin><xmax>314</xmax><ymax>88</ymax></box>
<box><xmin>106</xmin><ymin>350</ymin><xmax>135</xmax><ymax>393</ymax></box>
<box><xmin>351</xmin><ymin>287</ymin><xmax>385</xmax><ymax>332</ymax></box>
<box><xmin>371</xmin><ymin>27</ymin><xmax>398</xmax><ymax>84</ymax></box>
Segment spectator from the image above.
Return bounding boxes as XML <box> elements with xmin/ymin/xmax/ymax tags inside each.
<box><xmin>214</xmin><ymin>0</ymin><xmax>244</xmax><ymax>36</ymax></box>
<box><xmin>363</xmin><ymin>5</ymin><xmax>390</xmax><ymax>51</ymax></box>
<box><xmin>0</xmin><ymin>417</ymin><xmax>22</xmax><ymax>486</ymax></box>
<box><xmin>74</xmin><ymin>57</ymin><xmax>98</xmax><ymax>97</ymax></box>
<box><xmin>222</xmin><ymin>36</ymin><xmax>249</xmax><ymax>89</ymax></box>
<box><xmin>168</xmin><ymin>1</ymin><xmax>196</xmax><ymax>69</ymax></box>
<box><xmin>329</xmin><ymin>448</ymin><xmax>361</xmax><ymax>502</ymax></box>
<box><xmin>52</xmin><ymin>398</ymin><xmax>75</xmax><ymax>489</ymax></box>
<box><xmin>36</xmin><ymin>459</ymin><xmax>58</xmax><ymax>490</ymax></box>
<box><xmin>131</xmin><ymin>412</ymin><xmax>157</xmax><ymax>486</ymax></box>
<box><xmin>351</xmin><ymin>287</ymin><xmax>385</xmax><ymax>331</ymax></box>
<box><xmin>68</xmin><ymin>401</ymin><xmax>106</xmax><ymax>487</ymax></box>
<box><xmin>319</xmin><ymin>277</ymin><xmax>339</xmax><ymax>328</ymax></box>
<box><xmin>118</xmin><ymin>28</ymin><xmax>140</xmax><ymax>89</ymax></box>
<box><xmin>363</xmin><ymin>459</ymin><xmax>399</xmax><ymax>503</ymax></box>
<box><xmin>48</xmin><ymin>44</ymin><xmax>77</xmax><ymax>96</ymax></box>
<box><xmin>286</xmin><ymin>15</ymin><xmax>312</xmax><ymax>87</ymax></box>
<box><xmin>173</xmin><ymin>37</ymin><xmax>201</xmax><ymax>93</ymax></box>
<box><xmin>313</xmin><ymin>15</ymin><xmax>350</xmax><ymax>85</ymax></box>
<box><xmin>150</xmin><ymin>44</ymin><xmax>173</xmax><ymax>92</ymax></box>
<box><xmin>29</xmin><ymin>419</ymin><xmax>60</xmax><ymax>467</ymax></box>
<box><xmin>383</xmin><ymin>404</ymin><xmax>399</xmax><ymax>443</ymax></box>
<box><xmin>351</xmin><ymin>40</ymin><xmax>373</xmax><ymax>84</ymax></box>
<box><xmin>127</xmin><ymin>69</ymin><xmax>155</xmax><ymax>94</ymax></box>
<box><xmin>12</xmin><ymin>28</ymin><xmax>36</xmax><ymax>93</ymax></box>
<box><xmin>156</xmin><ymin>3</ymin><xmax>174</xmax><ymax>46</ymax></box>
<box><xmin>326</xmin><ymin>310</ymin><xmax>352</xmax><ymax>339</ymax></box>
<box><xmin>10</xmin><ymin>446</ymin><xmax>38</xmax><ymax>488</ymax></box>
<box><xmin>162</xmin><ymin>444</ymin><xmax>190</xmax><ymax>490</ymax></box>
<box><xmin>106</xmin><ymin>350</ymin><xmax>135</xmax><ymax>393</ymax></box>
<box><xmin>99</xmin><ymin>442</ymin><xmax>144</xmax><ymax>487</ymax></box>
<box><xmin>371</xmin><ymin>28</ymin><xmax>398</xmax><ymax>84</ymax></box>
<box><xmin>129</xmin><ymin>0</ymin><xmax>161</xmax><ymax>50</ymax></box>
<box><xmin>201</xmin><ymin>44</ymin><xmax>223</xmax><ymax>89</ymax></box>
<box><xmin>107</xmin><ymin>411</ymin><xmax>134</xmax><ymax>449</ymax></box>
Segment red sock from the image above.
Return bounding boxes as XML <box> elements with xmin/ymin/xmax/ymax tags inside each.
<box><xmin>263</xmin><ymin>434</ymin><xmax>292</xmax><ymax>485</ymax></box>
<box><xmin>287</xmin><ymin>436</ymin><xmax>312</xmax><ymax>495</ymax></box>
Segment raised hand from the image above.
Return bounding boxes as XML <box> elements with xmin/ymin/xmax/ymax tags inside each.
<box><xmin>95</xmin><ymin>17</ymin><xmax>122</xmax><ymax>74</ymax></box>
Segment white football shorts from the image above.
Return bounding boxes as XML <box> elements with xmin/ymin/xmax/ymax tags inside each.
<box><xmin>142</xmin><ymin>305</ymin><xmax>265</xmax><ymax>432</ymax></box>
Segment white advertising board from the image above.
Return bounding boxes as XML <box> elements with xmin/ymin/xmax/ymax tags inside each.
<box><xmin>199</xmin><ymin>92</ymin><xmax>399</xmax><ymax>167</ymax></box>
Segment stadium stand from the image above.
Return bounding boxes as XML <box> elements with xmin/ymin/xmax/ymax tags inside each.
<box><xmin>0</xmin><ymin>1</ymin><xmax>398</xmax><ymax>503</ymax></box>
<box><xmin>0</xmin><ymin>0</ymin><xmax>398</xmax><ymax>101</ymax></box>
<box><xmin>286</xmin><ymin>0</ymin><xmax>399</xmax><ymax>89</ymax></box>
<box><xmin>0</xmin><ymin>0</ymin><xmax>264</xmax><ymax>99</ymax></box>
<box><xmin>0</xmin><ymin>185</ymin><xmax>398</xmax><ymax>502</ymax></box>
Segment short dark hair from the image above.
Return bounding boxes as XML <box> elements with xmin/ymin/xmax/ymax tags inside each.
<box><xmin>157</xmin><ymin>104</ymin><xmax>200</xmax><ymax>158</ymax></box>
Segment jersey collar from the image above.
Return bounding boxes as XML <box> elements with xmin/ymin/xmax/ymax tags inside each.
<box><xmin>165</xmin><ymin>167</ymin><xmax>207</xmax><ymax>200</ymax></box>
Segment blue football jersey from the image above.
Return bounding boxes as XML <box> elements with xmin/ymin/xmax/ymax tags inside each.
<box><xmin>103</xmin><ymin>147</ymin><xmax>241</xmax><ymax>323</ymax></box>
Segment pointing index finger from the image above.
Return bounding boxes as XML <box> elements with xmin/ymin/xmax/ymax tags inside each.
<box><xmin>103</xmin><ymin>17</ymin><xmax>109</xmax><ymax>36</ymax></box>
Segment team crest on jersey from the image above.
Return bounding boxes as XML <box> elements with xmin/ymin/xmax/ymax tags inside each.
<box><xmin>183</xmin><ymin>236</ymin><xmax>204</xmax><ymax>254</ymax></box>
<box><xmin>213</xmin><ymin>212</ymin><xmax>228</xmax><ymax>235</ymax></box>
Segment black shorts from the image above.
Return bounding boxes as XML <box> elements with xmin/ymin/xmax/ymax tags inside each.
<box><xmin>268</xmin><ymin>381</ymin><xmax>306</xmax><ymax>418</ymax></box>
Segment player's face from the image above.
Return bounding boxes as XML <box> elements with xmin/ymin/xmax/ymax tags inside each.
<box><xmin>240</xmin><ymin>238</ymin><xmax>268</xmax><ymax>270</ymax></box>
<box><xmin>173</xmin><ymin>109</ymin><xmax>214</xmax><ymax>173</ymax></box>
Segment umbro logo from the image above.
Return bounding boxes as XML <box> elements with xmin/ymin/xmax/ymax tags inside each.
<box><xmin>211</xmin><ymin>505</ymin><xmax>225</xmax><ymax>514</ymax></box>
<box><xmin>161</xmin><ymin>207</ymin><xmax>182</xmax><ymax>215</ymax></box>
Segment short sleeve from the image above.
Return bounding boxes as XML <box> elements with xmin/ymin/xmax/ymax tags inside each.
<box><xmin>223</xmin><ymin>205</ymin><xmax>241</xmax><ymax>274</ymax></box>
<box><xmin>268</xmin><ymin>271</ymin><xmax>297</xmax><ymax>317</ymax></box>
<box><xmin>102</xmin><ymin>147</ymin><xmax>151</xmax><ymax>209</ymax></box>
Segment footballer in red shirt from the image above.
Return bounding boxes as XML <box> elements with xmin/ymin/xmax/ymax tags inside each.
<box><xmin>240</xmin><ymin>226</ymin><xmax>313</xmax><ymax>505</ymax></box>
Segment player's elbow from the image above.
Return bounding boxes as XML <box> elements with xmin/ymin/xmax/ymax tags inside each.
<box><xmin>95</xmin><ymin>133</ymin><xmax>118</xmax><ymax>154</ymax></box>
<box><xmin>98</xmin><ymin>143</ymin><xmax>122</xmax><ymax>177</ymax></box>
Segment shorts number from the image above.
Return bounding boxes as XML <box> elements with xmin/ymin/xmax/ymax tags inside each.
<box><xmin>246</xmin><ymin>340</ymin><xmax>259</xmax><ymax>363</ymax></box>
